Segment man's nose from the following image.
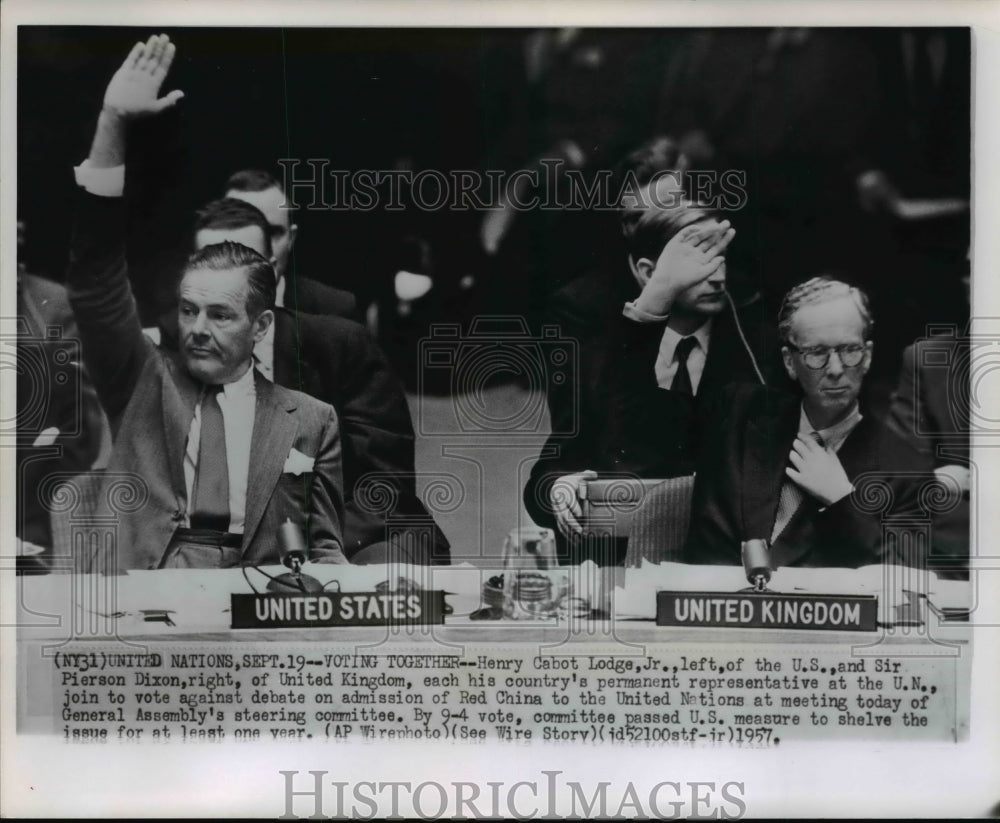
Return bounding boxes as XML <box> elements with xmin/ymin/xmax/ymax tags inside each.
<box><xmin>825</xmin><ymin>350</ymin><xmax>846</xmax><ymax>377</ymax></box>
<box><xmin>708</xmin><ymin>261</ymin><xmax>727</xmax><ymax>284</ymax></box>
<box><xmin>189</xmin><ymin>312</ymin><xmax>209</xmax><ymax>336</ymax></box>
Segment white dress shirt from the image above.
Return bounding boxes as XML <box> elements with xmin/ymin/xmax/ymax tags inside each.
<box><xmin>771</xmin><ymin>403</ymin><xmax>863</xmax><ymax>540</ymax></box>
<box><xmin>75</xmin><ymin>161</ymin><xmax>259</xmax><ymax>533</ymax></box>
<box><xmin>622</xmin><ymin>300</ymin><xmax>713</xmax><ymax>393</ymax></box>
<box><xmin>182</xmin><ymin>365</ymin><xmax>257</xmax><ymax>534</ymax></box>
<box><xmin>653</xmin><ymin>321</ymin><xmax>712</xmax><ymax>393</ymax></box>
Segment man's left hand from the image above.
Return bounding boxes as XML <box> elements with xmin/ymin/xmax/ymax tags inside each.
<box><xmin>786</xmin><ymin>435</ymin><xmax>854</xmax><ymax>507</ymax></box>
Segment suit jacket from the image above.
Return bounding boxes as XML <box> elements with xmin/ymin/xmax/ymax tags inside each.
<box><xmin>158</xmin><ymin>292</ymin><xmax>450</xmax><ymax>564</ymax></box>
<box><xmin>886</xmin><ymin>338</ymin><xmax>969</xmax><ymax>575</ymax></box>
<box><xmin>282</xmin><ymin>274</ymin><xmax>358</xmax><ymax>322</ymax></box>
<box><xmin>16</xmin><ymin>273</ymin><xmax>105</xmax><ymax>551</ymax></box>
<box><xmin>271</xmin><ymin>309</ymin><xmax>451</xmax><ymax>563</ymax></box>
<box><xmin>684</xmin><ymin>384</ymin><xmax>932</xmax><ymax>569</ymax></box>
<box><xmin>524</xmin><ymin>269</ymin><xmax>782</xmax><ymax>559</ymax></box>
<box><xmin>67</xmin><ymin>191</ymin><xmax>345</xmax><ymax>570</ymax></box>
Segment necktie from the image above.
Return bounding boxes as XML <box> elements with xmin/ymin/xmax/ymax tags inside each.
<box><xmin>190</xmin><ymin>385</ymin><xmax>230</xmax><ymax>531</ymax></box>
<box><xmin>670</xmin><ymin>336</ymin><xmax>698</xmax><ymax>396</ymax></box>
<box><xmin>770</xmin><ymin>431</ymin><xmax>825</xmax><ymax>542</ymax></box>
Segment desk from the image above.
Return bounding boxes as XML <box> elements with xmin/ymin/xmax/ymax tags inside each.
<box><xmin>16</xmin><ymin>563</ymin><xmax>970</xmax><ymax>743</ymax></box>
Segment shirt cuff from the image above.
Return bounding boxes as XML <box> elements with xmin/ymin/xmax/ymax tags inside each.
<box><xmin>73</xmin><ymin>159</ymin><xmax>125</xmax><ymax>198</ymax></box>
<box><xmin>622</xmin><ymin>301</ymin><xmax>670</xmax><ymax>324</ymax></box>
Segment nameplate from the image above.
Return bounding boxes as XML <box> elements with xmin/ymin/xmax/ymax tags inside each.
<box><xmin>230</xmin><ymin>591</ymin><xmax>446</xmax><ymax>629</ymax></box>
<box><xmin>656</xmin><ymin>591</ymin><xmax>877</xmax><ymax>632</ymax></box>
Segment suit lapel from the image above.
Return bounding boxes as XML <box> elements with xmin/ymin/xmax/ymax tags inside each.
<box><xmin>772</xmin><ymin>412</ymin><xmax>875</xmax><ymax>568</ymax></box>
<box><xmin>241</xmin><ymin>372</ymin><xmax>299</xmax><ymax>551</ymax></box>
<box><xmin>742</xmin><ymin>394</ymin><xmax>799</xmax><ymax>542</ymax></box>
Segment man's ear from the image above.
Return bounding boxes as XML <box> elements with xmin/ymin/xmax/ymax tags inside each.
<box><xmin>781</xmin><ymin>346</ymin><xmax>797</xmax><ymax>382</ymax></box>
<box><xmin>253</xmin><ymin>309</ymin><xmax>274</xmax><ymax>344</ymax></box>
<box><xmin>288</xmin><ymin>223</ymin><xmax>298</xmax><ymax>251</ymax></box>
<box><xmin>631</xmin><ymin>255</ymin><xmax>655</xmax><ymax>288</ymax></box>
<box><xmin>861</xmin><ymin>340</ymin><xmax>874</xmax><ymax>375</ymax></box>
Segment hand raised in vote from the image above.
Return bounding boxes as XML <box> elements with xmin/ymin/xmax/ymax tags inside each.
<box><xmin>102</xmin><ymin>34</ymin><xmax>185</xmax><ymax>120</ymax></box>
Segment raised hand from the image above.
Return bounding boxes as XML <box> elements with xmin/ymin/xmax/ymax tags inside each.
<box><xmin>102</xmin><ymin>34</ymin><xmax>184</xmax><ymax>120</ymax></box>
<box><xmin>633</xmin><ymin>218</ymin><xmax>735</xmax><ymax>317</ymax></box>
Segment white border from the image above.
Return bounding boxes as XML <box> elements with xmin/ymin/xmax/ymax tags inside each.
<box><xmin>2</xmin><ymin>0</ymin><xmax>998</xmax><ymax>817</ymax></box>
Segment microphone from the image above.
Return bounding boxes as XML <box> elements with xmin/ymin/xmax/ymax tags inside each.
<box><xmin>266</xmin><ymin>519</ymin><xmax>324</xmax><ymax>594</ymax></box>
<box><xmin>741</xmin><ymin>539</ymin><xmax>772</xmax><ymax>592</ymax></box>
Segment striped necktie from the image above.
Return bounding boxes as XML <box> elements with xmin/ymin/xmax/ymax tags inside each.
<box><xmin>770</xmin><ymin>431</ymin><xmax>825</xmax><ymax>542</ymax></box>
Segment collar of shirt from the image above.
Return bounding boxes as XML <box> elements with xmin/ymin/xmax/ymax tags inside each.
<box><xmin>660</xmin><ymin>320</ymin><xmax>712</xmax><ymax>362</ymax></box>
<box><xmin>220</xmin><ymin>362</ymin><xmax>257</xmax><ymax>400</ymax></box>
<box><xmin>254</xmin><ymin>321</ymin><xmax>276</xmax><ymax>381</ymax></box>
<box><xmin>799</xmin><ymin>403</ymin><xmax>863</xmax><ymax>453</ymax></box>
<box><xmin>653</xmin><ymin>319</ymin><xmax>713</xmax><ymax>391</ymax></box>
<box><xmin>275</xmin><ymin>275</ymin><xmax>286</xmax><ymax>310</ymax></box>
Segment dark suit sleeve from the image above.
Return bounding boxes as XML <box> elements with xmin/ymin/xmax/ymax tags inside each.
<box><xmin>886</xmin><ymin>345</ymin><xmax>928</xmax><ymax>459</ymax></box>
<box><xmin>523</xmin><ymin>292</ymin><xmax>631</xmax><ymax>528</ymax></box>
<box><xmin>66</xmin><ymin>191</ymin><xmax>153</xmax><ymax>424</ymax></box>
<box><xmin>330</xmin><ymin>322</ymin><xmax>424</xmax><ymax>553</ymax></box>
<box><xmin>307</xmin><ymin>404</ymin><xmax>347</xmax><ymax>561</ymax></box>
<box><xmin>683</xmin><ymin>383</ymin><xmax>749</xmax><ymax>565</ymax></box>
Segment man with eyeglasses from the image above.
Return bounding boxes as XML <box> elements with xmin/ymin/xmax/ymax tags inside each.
<box><xmin>684</xmin><ymin>276</ymin><xmax>931</xmax><ymax>569</ymax></box>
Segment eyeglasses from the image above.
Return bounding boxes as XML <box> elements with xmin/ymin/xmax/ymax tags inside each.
<box><xmin>785</xmin><ymin>343</ymin><xmax>867</xmax><ymax>370</ymax></box>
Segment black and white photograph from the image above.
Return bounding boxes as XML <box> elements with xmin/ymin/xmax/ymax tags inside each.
<box><xmin>2</xmin><ymin>0</ymin><xmax>998</xmax><ymax>818</ymax></box>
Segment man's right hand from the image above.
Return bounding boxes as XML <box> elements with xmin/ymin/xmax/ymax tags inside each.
<box><xmin>103</xmin><ymin>34</ymin><xmax>184</xmax><ymax>120</ymax></box>
<box><xmin>632</xmin><ymin>219</ymin><xmax>735</xmax><ymax>317</ymax></box>
<box><xmin>550</xmin><ymin>470</ymin><xmax>598</xmax><ymax>539</ymax></box>
<box><xmin>86</xmin><ymin>34</ymin><xmax>184</xmax><ymax>170</ymax></box>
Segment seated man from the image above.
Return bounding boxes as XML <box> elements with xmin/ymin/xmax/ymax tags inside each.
<box><xmin>886</xmin><ymin>280</ymin><xmax>970</xmax><ymax>578</ymax></box>
<box><xmin>685</xmin><ymin>276</ymin><xmax>931</xmax><ymax>569</ymax></box>
<box><xmin>94</xmin><ymin>42</ymin><xmax>450</xmax><ymax>566</ymax></box>
<box><xmin>68</xmin><ymin>35</ymin><xmax>345</xmax><ymax>571</ymax></box>
<box><xmin>171</xmin><ymin>198</ymin><xmax>450</xmax><ymax>563</ymax></box>
<box><xmin>222</xmin><ymin>168</ymin><xmax>358</xmax><ymax>320</ymax></box>
<box><xmin>524</xmin><ymin>199</ymin><xmax>780</xmax><ymax>565</ymax></box>
<box><xmin>16</xmin><ymin>229</ymin><xmax>106</xmax><ymax>573</ymax></box>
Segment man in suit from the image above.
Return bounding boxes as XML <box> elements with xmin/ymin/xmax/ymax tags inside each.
<box><xmin>685</xmin><ymin>276</ymin><xmax>931</xmax><ymax>569</ymax></box>
<box><xmin>886</xmin><ymin>318</ymin><xmax>970</xmax><ymax>578</ymax></box>
<box><xmin>524</xmin><ymin>199</ymin><xmax>779</xmax><ymax>564</ymax></box>
<box><xmin>184</xmin><ymin>199</ymin><xmax>451</xmax><ymax>563</ymax></box>
<box><xmin>15</xmin><ymin>256</ymin><xmax>106</xmax><ymax>572</ymax></box>
<box><xmin>224</xmin><ymin>168</ymin><xmax>358</xmax><ymax>320</ymax></box>
<box><xmin>68</xmin><ymin>35</ymin><xmax>346</xmax><ymax>571</ymax></box>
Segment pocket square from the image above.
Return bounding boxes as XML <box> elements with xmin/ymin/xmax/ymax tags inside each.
<box><xmin>32</xmin><ymin>426</ymin><xmax>60</xmax><ymax>448</ymax></box>
<box><xmin>283</xmin><ymin>447</ymin><xmax>315</xmax><ymax>475</ymax></box>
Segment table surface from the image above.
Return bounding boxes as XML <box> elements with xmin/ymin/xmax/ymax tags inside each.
<box><xmin>15</xmin><ymin>562</ymin><xmax>970</xmax><ymax>647</ymax></box>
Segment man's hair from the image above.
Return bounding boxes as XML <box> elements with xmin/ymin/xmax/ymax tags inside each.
<box><xmin>615</xmin><ymin>136</ymin><xmax>685</xmax><ymax>240</ymax></box>
<box><xmin>183</xmin><ymin>241</ymin><xmax>276</xmax><ymax>319</ymax></box>
<box><xmin>626</xmin><ymin>200</ymin><xmax>718</xmax><ymax>264</ymax></box>
<box><xmin>193</xmin><ymin>198</ymin><xmax>273</xmax><ymax>257</ymax></box>
<box><xmin>225</xmin><ymin>168</ymin><xmax>281</xmax><ymax>194</ymax></box>
<box><xmin>225</xmin><ymin>167</ymin><xmax>298</xmax><ymax>221</ymax></box>
<box><xmin>777</xmin><ymin>276</ymin><xmax>874</xmax><ymax>344</ymax></box>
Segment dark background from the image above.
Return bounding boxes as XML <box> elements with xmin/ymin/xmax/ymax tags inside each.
<box><xmin>18</xmin><ymin>26</ymin><xmax>970</xmax><ymax>364</ymax></box>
